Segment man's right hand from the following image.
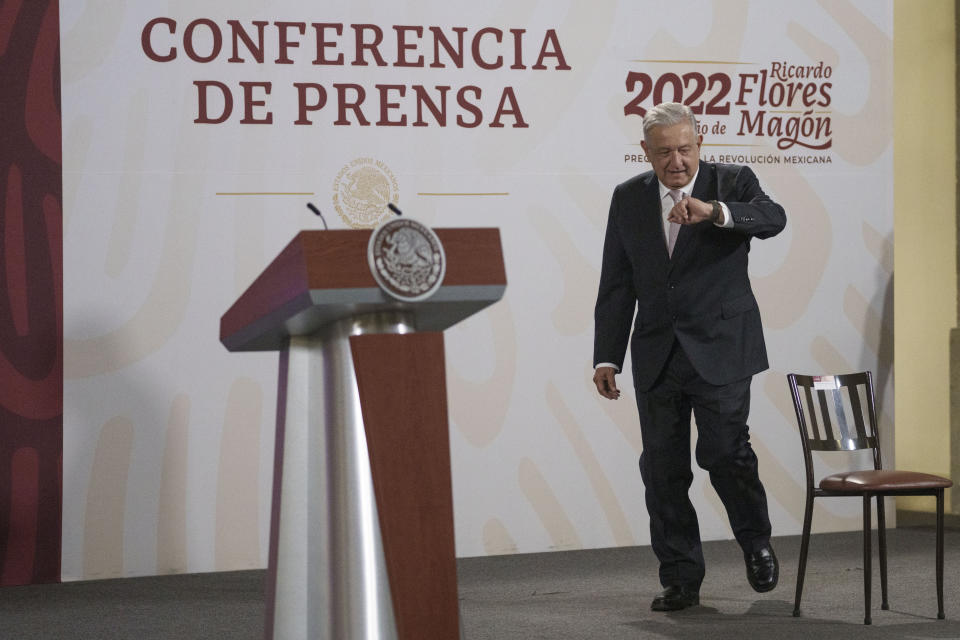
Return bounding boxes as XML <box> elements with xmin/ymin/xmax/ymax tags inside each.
<box><xmin>593</xmin><ymin>366</ymin><xmax>621</xmax><ymax>400</ymax></box>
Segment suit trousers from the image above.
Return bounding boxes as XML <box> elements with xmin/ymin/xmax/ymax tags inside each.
<box><xmin>634</xmin><ymin>339</ymin><xmax>772</xmax><ymax>588</ymax></box>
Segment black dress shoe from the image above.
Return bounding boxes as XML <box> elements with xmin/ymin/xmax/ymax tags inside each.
<box><xmin>650</xmin><ymin>585</ymin><xmax>699</xmax><ymax>611</ymax></box>
<box><xmin>745</xmin><ymin>546</ymin><xmax>779</xmax><ymax>593</ymax></box>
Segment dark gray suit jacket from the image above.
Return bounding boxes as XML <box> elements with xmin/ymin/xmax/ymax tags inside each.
<box><xmin>593</xmin><ymin>162</ymin><xmax>786</xmax><ymax>392</ymax></box>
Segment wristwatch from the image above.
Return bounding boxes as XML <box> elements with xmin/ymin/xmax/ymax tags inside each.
<box><xmin>708</xmin><ymin>200</ymin><xmax>721</xmax><ymax>223</ymax></box>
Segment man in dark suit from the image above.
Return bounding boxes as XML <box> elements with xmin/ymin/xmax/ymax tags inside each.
<box><xmin>592</xmin><ymin>102</ymin><xmax>786</xmax><ymax>611</ymax></box>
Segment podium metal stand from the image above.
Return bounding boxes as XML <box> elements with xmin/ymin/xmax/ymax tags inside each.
<box><xmin>221</xmin><ymin>229</ymin><xmax>506</xmax><ymax>640</ymax></box>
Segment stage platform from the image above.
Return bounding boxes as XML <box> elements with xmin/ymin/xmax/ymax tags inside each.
<box><xmin>2</xmin><ymin>528</ymin><xmax>958</xmax><ymax>639</ymax></box>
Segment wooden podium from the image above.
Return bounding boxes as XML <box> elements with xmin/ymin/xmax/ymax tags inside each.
<box><xmin>220</xmin><ymin>228</ymin><xmax>506</xmax><ymax>640</ymax></box>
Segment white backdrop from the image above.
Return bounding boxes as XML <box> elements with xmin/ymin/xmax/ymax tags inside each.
<box><xmin>60</xmin><ymin>0</ymin><xmax>893</xmax><ymax>580</ymax></box>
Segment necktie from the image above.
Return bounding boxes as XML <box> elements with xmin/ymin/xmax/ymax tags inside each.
<box><xmin>667</xmin><ymin>190</ymin><xmax>683</xmax><ymax>257</ymax></box>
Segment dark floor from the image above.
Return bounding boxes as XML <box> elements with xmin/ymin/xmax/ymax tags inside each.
<box><xmin>1</xmin><ymin>529</ymin><xmax>958</xmax><ymax>639</ymax></box>
<box><xmin>458</xmin><ymin>528</ymin><xmax>960</xmax><ymax>640</ymax></box>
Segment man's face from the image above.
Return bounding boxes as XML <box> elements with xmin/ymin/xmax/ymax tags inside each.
<box><xmin>640</xmin><ymin>122</ymin><xmax>702</xmax><ymax>189</ymax></box>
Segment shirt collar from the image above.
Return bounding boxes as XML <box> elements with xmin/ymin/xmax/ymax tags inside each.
<box><xmin>657</xmin><ymin>167</ymin><xmax>700</xmax><ymax>201</ymax></box>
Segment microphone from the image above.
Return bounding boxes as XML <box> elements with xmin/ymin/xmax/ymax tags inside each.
<box><xmin>306</xmin><ymin>202</ymin><xmax>328</xmax><ymax>230</ymax></box>
<box><xmin>387</xmin><ymin>203</ymin><xmax>403</xmax><ymax>216</ymax></box>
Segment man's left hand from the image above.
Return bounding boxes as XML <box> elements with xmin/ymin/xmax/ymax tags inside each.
<box><xmin>668</xmin><ymin>196</ymin><xmax>714</xmax><ymax>225</ymax></box>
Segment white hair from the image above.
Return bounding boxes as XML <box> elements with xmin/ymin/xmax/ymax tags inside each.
<box><xmin>642</xmin><ymin>102</ymin><xmax>698</xmax><ymax>143</ymax></box>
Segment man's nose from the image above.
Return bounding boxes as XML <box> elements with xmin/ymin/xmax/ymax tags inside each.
<box><xmin>668</xmin><ymin>151</ymin><xmax>683</xmax><ymax>167</ymax></box>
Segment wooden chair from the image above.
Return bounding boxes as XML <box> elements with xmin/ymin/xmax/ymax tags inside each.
<box><xmin>787</xmin><ymin>372</ymin><xmax>952</xmax><ymax>625</ymax></box>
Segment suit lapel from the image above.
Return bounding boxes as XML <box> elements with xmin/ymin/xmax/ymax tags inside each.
<box><xmin>640</xmin><ymin>176</ymin><xmax>670</xmax><ymax>265</ymax></box>
<box><xmin>669</xmin><ymin>163</ymin><xmax>716</xmax><ymax>266</ymax></box>
<box><xmin>620</xmin><ymin>174</ymin><xmax>669</xmax><ymax>270</ymax></box>
<box><xmin>690</xmin><ymin>162</ymin><xmax>716</xmax><ymax>201</ymax></box>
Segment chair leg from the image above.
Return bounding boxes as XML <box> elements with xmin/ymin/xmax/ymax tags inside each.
<box><xmin>937</xmin><ymin>489</ymin><xmax>946</xmax><ymax>620</ymax></box>
<box><xmin>863</xmin><ymin>494</ymin><xmax>872</xmax><ymax>625</ymax></box>
<box><xmin>877</xmin><ymin>495</ymin><xmax>888</xmax><ymax>610</ymax></box>
<box><xmin>793</xmin><ymin>492</ymin><xmax>815</xmax><ymax>617</ymax></box>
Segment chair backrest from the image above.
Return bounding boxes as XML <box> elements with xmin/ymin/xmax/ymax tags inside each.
<box><xmin>787</xmin><ymin>372</ymin><xmax>883</xmax><ymax>476</ymax></box>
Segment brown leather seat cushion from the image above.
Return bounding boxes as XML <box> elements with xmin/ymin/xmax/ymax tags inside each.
<box><xmin>820</xmin><ymin>469</ymin><xmax>953</xmax><ymax>492</ymax></box>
